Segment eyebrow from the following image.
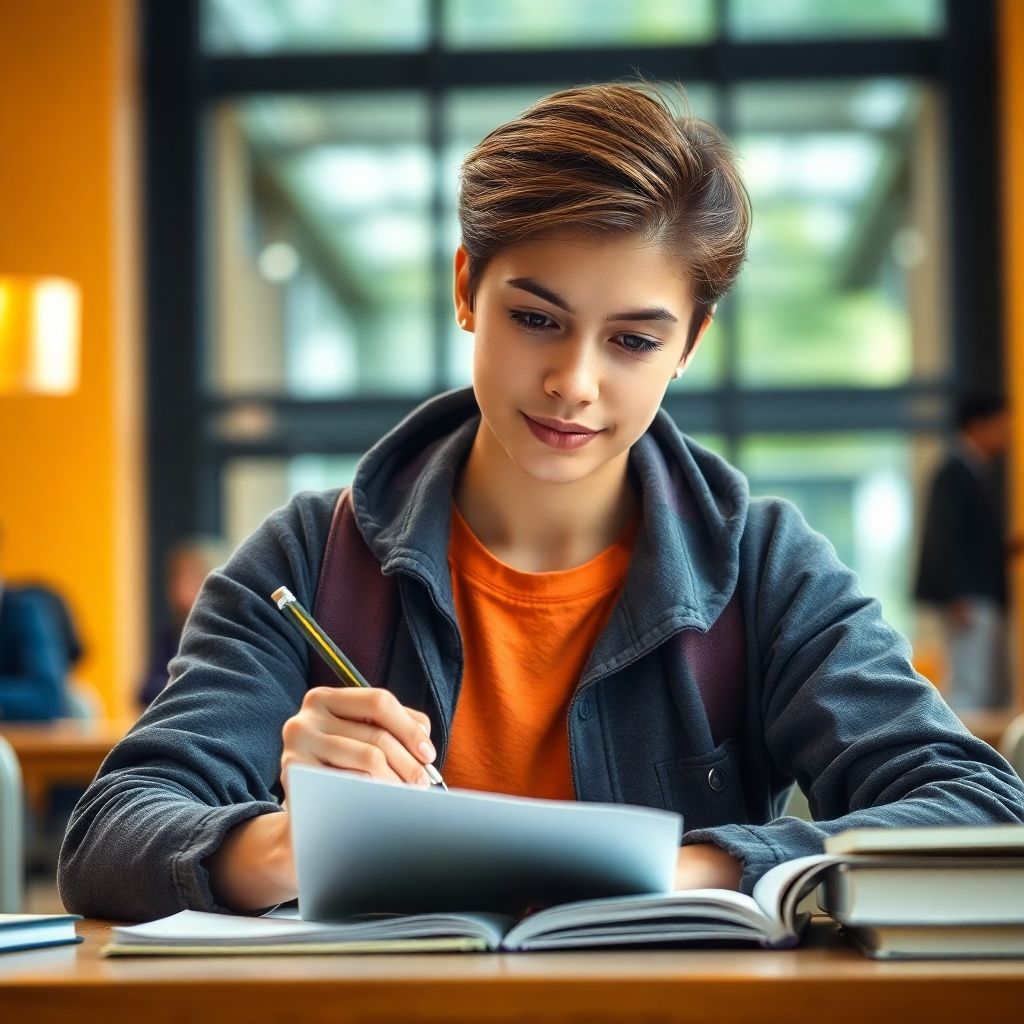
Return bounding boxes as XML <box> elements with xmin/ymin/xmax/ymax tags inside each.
<box><xmin>505</xmin><ymin>277</ymin><xmax>678</xmax><ymax>324</ymax></box>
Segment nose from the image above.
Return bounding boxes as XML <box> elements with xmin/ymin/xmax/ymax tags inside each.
<box><xmin>543</xmin><ymin>340</ymin><xmax>600</xmax><ymax>406</ymax></box>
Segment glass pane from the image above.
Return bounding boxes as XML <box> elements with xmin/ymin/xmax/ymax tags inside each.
<box><xmin>444</xmin><ymin>0</ymin><xmax>714</xmax><ymax>49</ymax></box>
<box><xmin>223</xmin><ymin>455</ymin><xmax>362</xmax><ymax>549</ymax></box>
<box><xmin>733</xmin><ymin>80</ymin><xmax>948</xmax><ymax>388</ymax></box>
<box><xmin>738</xmin><ymin>433</ymin><xmax>938</xmax><ymax>635</ymax></box>
<box><xmin>203</xmin><ymin>0</ymin><xmax>429</xmax><ymax>53</ymax></box>
<box><xmin>441</xmin><ymin>84</ymin><xmax>723</xmax><ymax>390</ymax></box>
<box><xmin>729</xmin><ymin>0</ymin><xmax>942</xmax><ymax>39</ymax></box>
<box><xmin>684</xmin><ymin>433</ymin><xmax>727</xmax><ymax>460</ymax></box>
<box><xmin>207</xmin><ymin>94</ymin><xmax>435</xmax><ymax>397</ymax></box>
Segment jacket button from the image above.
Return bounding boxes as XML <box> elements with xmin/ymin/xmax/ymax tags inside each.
<box><xmin>707</xmin><ymin>767</ymin><xmax>727</xmax><ymax>792</ymax></box>
<box><xmin>579</xmin><ymin>697</ymin><xmax>591</xmax><ymax>720</ymax></box>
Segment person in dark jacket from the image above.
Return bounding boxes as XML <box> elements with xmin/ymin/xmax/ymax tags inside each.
<box><xmin>58</xmin><ymin>85</ymin><xmax>1024</xmax><ymax>922</ymax></box>
<box><xmin>0</xmin><ymin>526</ymin><xmax>69</xmax><ymax>721</ymax></box>
<box><xmin>915</xmin><ymin>393</ymin><xmax>1013</xmax><ymax>710</ymax></box>
<box><xmin>138</xmin><ymin>538</ymin><xmax>227</xmax><ymax>707</ymax></box>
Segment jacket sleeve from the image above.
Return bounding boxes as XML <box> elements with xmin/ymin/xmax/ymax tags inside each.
<box><xmin>57</xmin><ymin>490</ymin><xmax>339</xmax><ymax>921</ymax></box>
<box><xmin>684</xmin><ymin>499</ymin><xmax>1024</xmax><ymax>895</ymax></box>
<box><xmin>0</xmin><ymin>593</ymin><xmax>68</xmax><ymax>721</ymax></box>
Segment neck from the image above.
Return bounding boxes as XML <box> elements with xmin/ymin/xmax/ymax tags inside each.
<box><xmin>454</xmin><ymin>423</ymin><xmax>637</xmax><ymax>573</ymax></box>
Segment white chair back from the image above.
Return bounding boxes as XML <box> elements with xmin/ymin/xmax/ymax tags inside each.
<box><xmin>0</xmin><ymin>736</ymin><xmax>23</xmax><ymax>912</ymax></box>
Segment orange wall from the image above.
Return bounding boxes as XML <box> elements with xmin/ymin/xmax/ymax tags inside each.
<box><xmin>1002</xmin><ymin>0</ymin><xmax>1024</xmax><ymax>709</ymax></box>
<box><xmin>0</xmin><ymin>0</ymin><xmax>142</xmax><ymax>716</ymax></box>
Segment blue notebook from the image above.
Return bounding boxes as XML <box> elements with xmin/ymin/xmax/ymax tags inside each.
<box><xmin>0</xmin><ymin>914</ymin><xmax>82</xmax><ymax>954</ymax></box>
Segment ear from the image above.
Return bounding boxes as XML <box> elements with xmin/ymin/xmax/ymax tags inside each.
<box><xmin>453</xmin><ymin>246</ymin><xmax>475</xmax><ymax>332</ymax></box>
<box><xmin>673</xmin><ymin>312</ymin><xmax>714</xmax><ymax>379</ymax></box>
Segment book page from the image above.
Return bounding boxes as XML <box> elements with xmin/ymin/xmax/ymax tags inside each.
<box><xmin>502</xmin><ymin>887</ymin><xmax>772</xmax><ymax>949</ymax></box>
<box><xmin>110</xmin><ymin>908</ymin><xmax>513</xmax><ymax>949</ymax></box>
<box><xmin>750</xmin><ymin>854</ymin><xmax>843</xmax><ymax>935</ymax></box>
<box><xmin>102</xmin><ymin>937</ymin><xmax>489</xmax><ymax>957</ymax></box>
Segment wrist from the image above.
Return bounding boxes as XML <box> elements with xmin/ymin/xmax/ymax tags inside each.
<box><xmin>208</xmin><ymin>810</ymin><xmax>297</xmax><ymax>912</ymax></box>
<box><xmin>674</xmin><ymin>842</ymin><xmax>743</xmax><ymax>892</ymax></box>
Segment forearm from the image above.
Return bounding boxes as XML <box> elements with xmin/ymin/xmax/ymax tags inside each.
<box><xmin>687</xmin><ymin>757</ymin><xmax>1024</xmax><ymax>896</ymax></box>
<box><xmin>207</xmin><ymin>811</ymin><xmax>297</xmax><ymax>912</ymax></box>
<box><xmin>58</xmin><ymin>779</ymin><xmax>281</xmax><ymax>920</ymax></box>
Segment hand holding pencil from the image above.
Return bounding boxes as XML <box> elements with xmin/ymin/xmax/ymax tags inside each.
<box><xmin>272</xmin><ymin>586</ymin><xmax>448</xmax><ymax>792</ymax></box>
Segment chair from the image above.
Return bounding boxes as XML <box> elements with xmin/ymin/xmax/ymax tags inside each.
<box><xmin>0</xmin><ymin>736</ymin><xmax>23</xmax><ymax>912</ymax></box>
<box><xmin>998</xmin><ymin>713</ymin><xmax>1024</xmax><ymax>780</ymax></box>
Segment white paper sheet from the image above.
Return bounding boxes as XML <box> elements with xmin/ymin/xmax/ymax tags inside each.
<box><xmin>288</xmin><ymin>765</ymin><xmax>682</xmax><ymax>919</ymax></box>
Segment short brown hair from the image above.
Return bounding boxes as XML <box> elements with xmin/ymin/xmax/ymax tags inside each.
<box><xmin>457</xmin><ymin>83</ymin><xmax>751</xmax><ymax>352</ymax></box>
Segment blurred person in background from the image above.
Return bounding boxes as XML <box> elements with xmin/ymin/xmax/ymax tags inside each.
<box><xmin>915</xmin><ymin>393</ymin><xmax>1013</xmax><ymax>711</ymax></box>
<box><xmin>0</xmin><ymin>524</ymin><xmax>71</xmax><ymax>721</ymax></box>
<box><xmin>139</xmin><ymin>538</ymin><xmax>228</xmax><ymax>707</ymax></box>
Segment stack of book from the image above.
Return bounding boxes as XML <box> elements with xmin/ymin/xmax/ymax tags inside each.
<box><xmin>820</xmin><ymin>825</ymin><xmax>1024</xmax><ymax>959</ymax></box>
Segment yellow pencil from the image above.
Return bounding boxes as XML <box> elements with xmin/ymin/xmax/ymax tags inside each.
<box><xmin>271</xmin><ymin>586</ymin><xmax>447</xmax><ymax>790</ymax></box>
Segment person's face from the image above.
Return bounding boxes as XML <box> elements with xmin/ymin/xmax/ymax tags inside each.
<box><xmin>167</xmin><ymin>551</ymin><xmax>209</xmax><ymax>622</ymax></box>
<box><xmin>982</xmin><ymin>411</ymin><xmax>1011</xmax><ymax>455</ymax></box>
<box><xmin>967</xmin><ymin>410</ymin><xmax>1011</xmax><ymax>458</ymax></box>
<box><xmin>453</xmin><ymin>234</ymin><xmax>711</xmax><ymax>488</ymax></box>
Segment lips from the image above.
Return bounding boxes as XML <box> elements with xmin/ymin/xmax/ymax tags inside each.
<box><xmin>527</xmin><ymin>415</ymin><xmax>598</xmax><ymax>434</ymax></box>
<box><xmin>522</xmin><ymin>413</ymin><xmax>603</xmax><ymax>451</ymax></box>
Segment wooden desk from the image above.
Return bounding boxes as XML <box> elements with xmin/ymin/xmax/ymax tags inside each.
<box><xmin>0</xmin><ymin>719</ymin><xmax>134</xmax><ymax>816</ymax></box>
<box><xmin>0</xmin><ymin>918</ymin><xmax>1020</xmax><ymax>1024</ymax></box>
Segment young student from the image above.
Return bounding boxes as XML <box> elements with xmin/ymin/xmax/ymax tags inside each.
<box><xmin>58</xmin><ymin>84</ymin><xmax>1024</xmax><ymax>921</ymax></box>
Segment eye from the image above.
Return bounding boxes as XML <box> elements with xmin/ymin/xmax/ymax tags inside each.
<box><xmin>616</xmin><ymin>333</ymin><xmax>662</xmax><ymax>356</ymax></box>
<box><xmin>509</xmin><ymin>309</ymin><xmax>557</xmax><ymax>331</ymax></box>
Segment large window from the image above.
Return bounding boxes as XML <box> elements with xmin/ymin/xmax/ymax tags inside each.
<box><xmin>144</xmin><ymin>0</ymin><xmax>1002</xmax><ymax>641</ymax></box>
<box><xmin>208</xmin><ymin>92</ymin><xmax>435</xmax><ymax>396</ymax></box>
<box><xmin>733</xmin><ymin>79</ymin><xmax>945</xmax><ymax>390</ymax></box>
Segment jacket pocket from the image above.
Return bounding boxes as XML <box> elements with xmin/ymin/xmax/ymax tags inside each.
<box><xmin>654</xmin><ymin>737</ymin><xmax>749</xmax><ymax>831</ymax></box>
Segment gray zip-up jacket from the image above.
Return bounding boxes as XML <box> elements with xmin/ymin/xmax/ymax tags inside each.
<box><xmin>58</xmin><ymin>388</ymin><xmax>1024</xmax><ymax>921</ymax></box>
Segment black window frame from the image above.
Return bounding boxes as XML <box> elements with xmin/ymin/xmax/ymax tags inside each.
<box><xmin>142</xmin><ymin>0</ymin><xmax>1002</xmax><ymax>634</ymax></box>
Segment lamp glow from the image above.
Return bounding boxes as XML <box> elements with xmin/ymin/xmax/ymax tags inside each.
<box><xmin>0</xmin><ymin>275</ymin><xmax>81</xmax><ymax>394</ymax></box>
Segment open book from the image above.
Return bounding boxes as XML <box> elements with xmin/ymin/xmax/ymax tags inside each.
<box><xmin>105</xmin><ymin>766</ymin><xmax>844</xmax><ymax>956</ymax></box>
<box><xmin>103</xmin><ymin>854</ymin><xmax>838</xmax><ymax>956</ymax></box>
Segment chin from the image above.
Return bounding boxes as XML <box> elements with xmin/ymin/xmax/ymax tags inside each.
<box><xmin>507</xmin><ymin>443</ymin><xmax>609</xmax><ymax>486</ymax></box>
<box><xmin>519</xmin><ymin>460</ymin><xmax>594</xmax><ymax>486</ymax></box>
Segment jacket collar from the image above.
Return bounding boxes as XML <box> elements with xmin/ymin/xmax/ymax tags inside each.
<box><xmin>351</xmin><ymin>387</ymin><xmax>747</xmax><ymax>674</ymax></box>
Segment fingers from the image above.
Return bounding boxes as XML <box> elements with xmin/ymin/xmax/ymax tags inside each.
<box><xmin>406</xmin><ymin>707</ymin><xmax>432</xmax><ymax>737</ymax></box>
<box><xmin>281</xmin><ymin>687</ymin><xmax>437</xmax><ymax>793</ymax></box>
<box><xmin>311</xmin><ymin>687</ymin><xmax>436</xmax><ymax>767</ymax></box>
<box><xmin>310</xmin><ymin>722</ymin><xmax>430</xmax><ymax>787</ymax></box>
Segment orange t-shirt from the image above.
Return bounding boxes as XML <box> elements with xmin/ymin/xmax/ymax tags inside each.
<box><xmin>443</xmin><ymin>505</ymin><xmax>636</xmax><ymax>800</ymax></box>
